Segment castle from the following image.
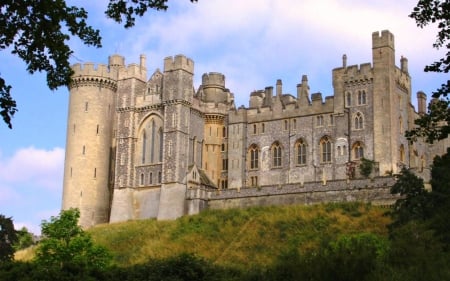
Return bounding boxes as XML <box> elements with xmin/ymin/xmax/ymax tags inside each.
<box><xmin>62</xmin><ymin>30</ymin><xmax>448</xmax><ymax>228</ymax></box>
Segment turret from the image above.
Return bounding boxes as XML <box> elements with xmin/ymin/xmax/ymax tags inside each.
<box><xmin>417</xmin><ymin>91</ymin><xmax>427</xmax><ymax>115</ymax></box>
<box><xmin>62</xmin><ymin>61</ymin><xmax>118</xmax><ymax>228</ymax></box>
<box><xmin>201</xmin><ymin>72</ymin><xmax>227</xmax><ymax>104</ymax></box>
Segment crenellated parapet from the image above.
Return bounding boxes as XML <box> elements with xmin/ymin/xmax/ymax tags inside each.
<box><xmin>164</xmin><ymin>54</ymin><xmax>194</xmax><ymax>74</ymax></box>
<box><xmin>70</xmin><ymin>63</ymin><xmax>118</xmax><ymax>91</ymax></box>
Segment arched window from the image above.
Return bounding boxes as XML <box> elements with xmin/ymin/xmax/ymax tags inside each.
<box><xmin>272</xmin><ymin>142</ymin><xmax>282</xmax><ymax>168</ymax></box>
<box><xmin>296</xmin><ymin>139</ymin><xmax>307</xmax><ymax>165</ymax></box>
<box><xmin>253</xmin><ymin>124</ymin><xmax>257</xmax><ymax>134</ymax></box>
<box><xmin>320</xmin><ymin>136</ymin><xmax>332</xmax><ymax>163</ymax></box>
<box><xmin>149</xmin><ymin>172</ymin><xmax>153</xmax><ymax>184</ymax></box>
<box><xmin>140</xmin><ymin>173</ymin><xmax>144</xmax><ymax>185</ymax></box>
<box><xmin>137</xmin><ymin>115</ymin><xmax>164</xmax><ymax>165</ymax></box>
<box><xmin>353</xmin><ymin>141</ymin><xmax>364</xmax><ymax>160</ymax></box>
<box><xmin>262</xmin><ymin>123</ymin><xmax>265</xmax><ymax>133</ymax></box>
<box><xmin>346</xmin><ymin>91</ymin><xmax>352</xmax><ymax>107</ymax></box>
<box><xmin>354</xmin><ymin>112</ymin><xmax>364</xmax><ymax>130</ymax></box>
<box><xmin>249</xmin><ymin>144</ymin><xmax>259</xmax><ymax>169</ymax></box>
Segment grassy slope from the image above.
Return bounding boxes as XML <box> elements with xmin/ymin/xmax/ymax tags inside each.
<box><xmin>89</xmin><ymin>202</ymin><xmax>390</xmax><ymax>269</ymax></box>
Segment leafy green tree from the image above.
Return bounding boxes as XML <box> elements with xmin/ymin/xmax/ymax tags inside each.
<box><xmin>406</xmin><ymin>0</ymin><xmax>450</xmax><ymax>142</ymax></box>
<box><xmin>35</xmin><ymin>209</ymin><xmax>111</xmax><ymax>273</ymax></box>
<box><xmin>389</xmin><ymin>168</ymin><xmax>431</xmax><ymax>228</ymax></box>
<box><xmin>13</xmin><ymin>227</ymin><xmax>34</xmax><ymax>251</ymax></box>
<box><xmin>0</xmin><ymin>0</ymin><xmax>197</xmax><ymax>129</ymax></box>
<box><xmin>0</xmin><ymin>215</ymin><xmax>18</xmax><ymax>262</ymax></box>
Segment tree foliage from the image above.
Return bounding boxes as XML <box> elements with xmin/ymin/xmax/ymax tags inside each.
<box><xmin>35</xmin><ymin>209</ymin><xmax>111</xmax><ymax>272</ymax></box>
<box><xmin>389</xmin><ymin>168</ymin><xmax>430</xmax><ymax>227</ymax></box>
<box><xmin>0</xmin><ymin>0</ymin><xmax>196</xmax><ymax>128</ymax></box>
<box><xmin>13</xmin><ymin>227</ymin><xmax>34</xmax><ymax>251</ymax></box>
<box><xmin>105</xmin><ymin>0</ymin><xmax>197</xmax><ymax>28</ymax></box>
<box><xmin>0</xmin><ymin>215</ymin><xmax>18</xmax><ymax>262</ymax></box>
<box><xmin>407</xmin><ymin>0</ymin><xmax>450</xmax><ymax>142</ymax></box>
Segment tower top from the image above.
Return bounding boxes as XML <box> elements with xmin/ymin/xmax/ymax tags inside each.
<box><xmin>372</xmin><ymin>30</ymin><xmax>395</xmax><ymax>50</ymax></box>
<box><xmin>164</xmin><ymin>54</ymin><xmax>194</xmax><ymax>74</ymax></box>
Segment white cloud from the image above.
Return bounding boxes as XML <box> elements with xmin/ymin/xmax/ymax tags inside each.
<box><xmin>0</xmin><ymin>147</ymin><xmax>65</xmax><ymax>191</ymax></box>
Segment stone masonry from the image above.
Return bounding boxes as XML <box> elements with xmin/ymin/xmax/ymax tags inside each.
<box><xmin>62</xmin><ymin>30</ymin><xmax>449</xmax><ymax>228</ymax></box>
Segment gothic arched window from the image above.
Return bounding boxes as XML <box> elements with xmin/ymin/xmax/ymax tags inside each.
<box><xmin>353</xmin><ymin>141</ymin><xmax>364</xmax><ymax>160</ymax></box>
<box><xmin>249</xmin><ymin>144</ymin><xmax>259</xmax><ymax>169</ymax></box>
<box><xmin>272</xmin><ymin>142</ymin><xmax>282</xmax><ymax>168</ymax></box>
<box><xmin>296</xmin><ymin>139</ymin><xmax>307</xmax><ymax>165</ymax></box>
<box><xmin>137</xmin><ymin>115</ymin><xmax>164</xmax><ymax>165</ymax></box>
<box><xmin>354</xmin><ymin>112</ymin><xmax>364</xmax><ymax>130</ymax></box>
<box><xmin>320</xmin><ymin>136</ymin><xmax>332</xmax><ymax>163</ymax></box>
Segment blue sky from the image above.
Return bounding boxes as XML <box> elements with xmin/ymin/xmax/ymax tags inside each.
<box><xmin>0</xmin><ymin>0</ymin><xmax>447</xmax><ymax>234</ymax></box>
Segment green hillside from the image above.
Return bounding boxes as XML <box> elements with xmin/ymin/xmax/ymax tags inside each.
<box><xmin>89</xmin><ymin>202</ymin><xmax>390</xmax><ymax>269</ymax></box>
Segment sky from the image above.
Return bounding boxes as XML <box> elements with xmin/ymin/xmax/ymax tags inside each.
<box><xmin>0</xmin><ymin>0</ymin><xmax>447</xmax><ymax>234</ymax></box>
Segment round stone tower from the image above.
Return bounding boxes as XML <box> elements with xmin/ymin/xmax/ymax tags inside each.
<box><xmin>62</xmin><ymin>56</ymin><xmax>122</xmax><ymax>228</ymax></box>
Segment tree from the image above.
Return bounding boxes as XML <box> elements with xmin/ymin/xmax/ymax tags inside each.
<box><xmin>0</xmin><ymin>0</ymin><xmax>197</xmax><ymax>129</ymax></box>
<box><xmin>0</xmin><ymin>215</ymin><xmax>18</xmax><ymax>262</ymax></box>
<box><xmin>389</xmin><ymin>168</ymin><xmax>431</xmax><ymax>228</ymax></box>
<box><xmin>406</xmin><ymin>0</ymin><xmax>450</xmax><ymax>143</ymax></box>
<box><xmin>13</xmin><ymin>227</ymin><xmax>34</xmax><ymax>251</ymax></box>
<box><xmin>35</xmin><ymin>209</ymin><xmax>111</xmax><ymax>273</ymax></box>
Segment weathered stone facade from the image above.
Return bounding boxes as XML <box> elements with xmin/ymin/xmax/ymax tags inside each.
<box><xmin>62</xmin><ymin>30</ymin><xmax>448</xmax><ymax>228</ymax></box>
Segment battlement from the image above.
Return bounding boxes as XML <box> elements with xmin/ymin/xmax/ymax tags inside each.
<box><xmin>202</xmin><ymin>72</ymin><xmax>225</xmax><ymax>87</ymax></box>
<box><xmin>118</xmin><ymin>63</ymin><xmax>147</xmax><ymax>81</ymax></box>
<box><xmin>372</xmin><ymin>30</ymin><xmax>394</xmax><ymax>49</ymax></box>
<box><xmin>164</xmin><ymin>54</ymin><xmax>194</xmax><ymax>74</ymax></box>
<box><xmin>72</xmin><ymin>63</ymin><xmax>118</xmax><ymax>80</ymax></box>
<box><xmin>109</xmin><ymin>54</ymin><xmax>125</xmax><ymax>67</ymax></box>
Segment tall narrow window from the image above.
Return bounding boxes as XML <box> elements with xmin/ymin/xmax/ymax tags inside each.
<box><xmin>296</xmin><ymin>139</ymin><xmax>307</xmax><ymax>165</ymax></box>
<box><xmin>320</xmin><ymin>136</ymin><xmax>332</xmax><ymax>163</ymax></box>
<box><xmin>142</xmin><ymin>130</ymin><xmax>147</xmax><ymax>164</ymax></box>
<box><xmin>330</xmin><ymin>114</ymin><xmax>334</xmax><ymax>125</ymax></box>
<box><xmin>140</xmin><ymin>173</ymin><xmax>144</xmax><ymax>185</ymax></box>
<box><xmin>262</xmin><ymin>123</ymin><xmax>265</xmax><ymax>133</ymax></box>
<box><xmin>249</xmin><ymin>145</ymin><xmax>259</xmax><ymax>169</ymax></box>
<box><xmin>159</xmin><ymin>128</ymin><xmax>163</xmax><ymax>162</ymax></box>
<box><xmin>272</xmin><ymin>142</ymin><xmax>282</xmax><ymax>168</ymax></box>
<box><xmin>96</xmin><ymin>124</ymin><xmax>99</xmax><ymax>135</ymax></box>
<box><xmin>149</xmin><ymin>173</ymin><xmax>153</xmax><ymax>184</ymax></box>
<box><xmin>293</xmin><ymin>119</ymin><xmax>297</xmax><ymax>130</ymax></box>
<box><xmin>346</xmin><ymin>92</ymin><xmax>351</xmax><ymax>107</ymax></box>
<box><xmin>222</xmin><ymin>159</ymin><xmax>228</xmax><ymax>171</ymax></box>
<box><xmin>158</xmin><ymin>171</ymin><xmax>162</xmax><ymax>183</ymax></box>
<box><xmin>150</xmin><ymin>120</ymin><xmax>155</xmax><ymax>163</ymax></box>
<box><xmin>253</xmin><ymin>124</ymin><xmax>257</xmax><ymax>134</ymax></box>
<box><xmin>354</xmin><ymin>112</ymin><xmax>364</xmax><ymax>129</ymax></box>
<box><xmin>82</xmin><ymin>145</ymin><xmax>86</xmax><ymax>155</ymax></box>
<box><xmin>284</xmin><ymin>120</ymin><xmax>288</xmax><ymax>130</ymax></box>
<box><xmin>353</xmin><ymin>142</ymin><xmax>364</xmax><ymax>160</ymax></box>
<box><xmin>399</xmin><ymin>144</ymin><xmax>405</xmax><ymax>163</ymax></box>
<box><xmin>358</xmin><ymin>90</ymin><xmax>367</xmax><ymax>105</ymax></box>
<box><xmin>85</xmin><ymin>102</ymin><xmax>89</xmax><ymax>112</ymax></box>
<box><xmin>317</xmin><ymin>115</ymin><xmax>324</xmax><ymax>126</ymax></box>
<box><xmin>94</xmin><ymin>168</ymin><xmax>97</xmax><ymax>178</ymax></box>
